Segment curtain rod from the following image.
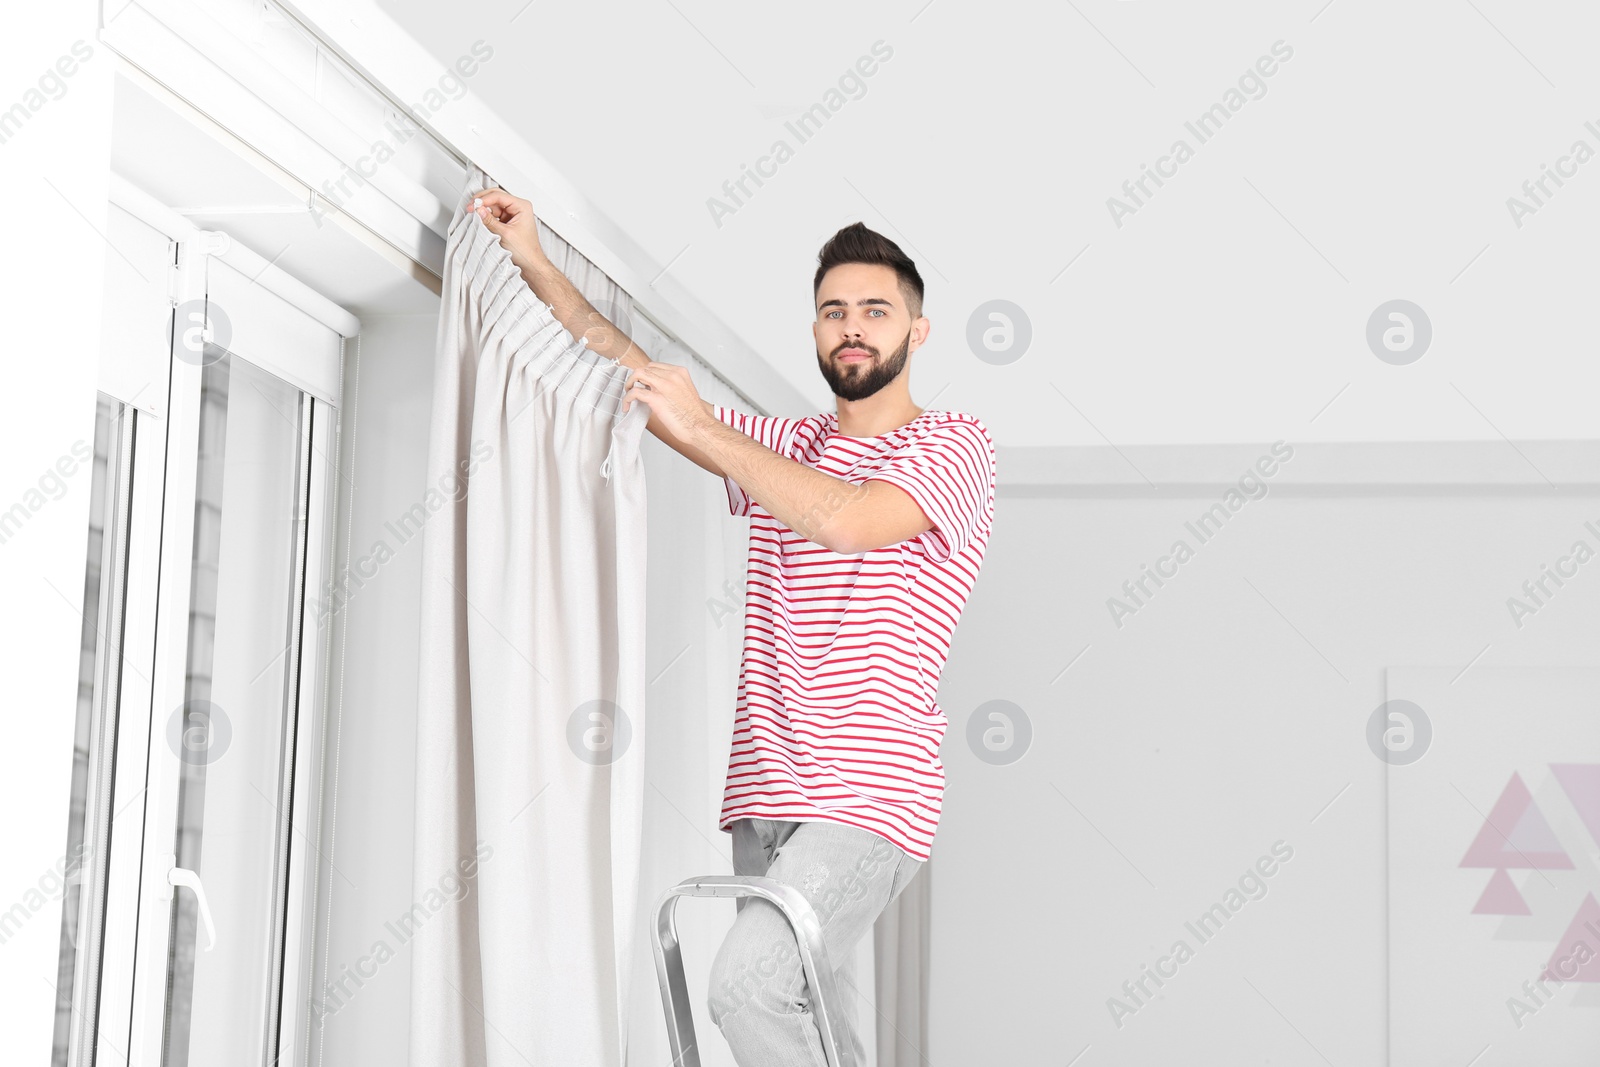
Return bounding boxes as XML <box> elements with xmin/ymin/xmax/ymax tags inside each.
<box><xmin>269</xmin><ymin>0</ymin><xmax>473</xmax><ymax>173</ymax></box>
<box><xmin>264</xmin><ymin>0</ymin><xmax>769</xmax><ymax>411</ymax></box>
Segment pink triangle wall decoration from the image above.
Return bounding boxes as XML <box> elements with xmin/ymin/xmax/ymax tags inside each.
<box><xmin>1460</xmin><ymin>772</ymin><xmax>1575</xmax><ymax>870</ymax></box>
<box><xmin>1471</xmin><ymin>867</ymin><xmax>1532</xmax><ymax>915</ymax></box>
<box><xmin>1541</xmin><ymin>893</ymin><xmax>1600</xmax><ymax>984</ymax></box>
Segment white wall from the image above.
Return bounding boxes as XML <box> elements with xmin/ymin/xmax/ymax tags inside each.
<box><xmin>366</xmin><ymin>0</ymin><xmax>1600</xmax><ymax>447</ymax></box>
<box><xmin>0</xmin><ymin>3</ymin><xmax>115</xmax><ymax>1059</ymax></box>
<box><xmin>930</xmin><ymin>466</ymin><xmax>1600</xmax><ymax>1064</ymax></box>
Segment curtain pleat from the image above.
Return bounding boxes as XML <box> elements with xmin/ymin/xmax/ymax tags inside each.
<box><xmin>409</xmin><ymin>167</ymin><xmax>649</xmax><ymax>1067</ymax></box>
<box><xmin>874</xmin><ymin>853</ymin><xmax>932</xmax><ymax>1067</ymax></box>
<box><xmin>617</xmin><ymin>320</ymin><xmax>753</xmax><ymax>1067</ymax></box>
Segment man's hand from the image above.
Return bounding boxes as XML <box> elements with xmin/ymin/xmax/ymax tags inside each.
<box><xmin>622</xmin><ymin>361</ymin><xmax>711</xmax><ymax>441</ymax></box>
<box><xmin>466</xmin><ymin>187</ymin><xmax>728</xmax><ymax>475</ymax></box>
<box><xmin>467</xmin><ymin>186</ymin><xmax>642</xmax><ymax>369</ymax></box>
<box><xmin>470</xmin><ymin>188</ymin><xmax>547</xmax><ymax>275</ymax></box>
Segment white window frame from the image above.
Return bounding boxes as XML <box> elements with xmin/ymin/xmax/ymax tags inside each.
<box><xmin>88</xmin><ymin>197</ymin><xmax>344</xmax><ymax>1067</ymax></box>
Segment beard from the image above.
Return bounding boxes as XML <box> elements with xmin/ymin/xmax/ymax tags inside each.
<box><xmin>816</xmin><ymin>328</ymin><xmax>912</xmax><ymax>401</ymax></box>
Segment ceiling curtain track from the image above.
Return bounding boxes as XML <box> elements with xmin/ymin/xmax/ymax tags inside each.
<box><xmin>409</xmin><ymin>165</ymin><xmax>650</xmax><ymax>1066</ymax></box>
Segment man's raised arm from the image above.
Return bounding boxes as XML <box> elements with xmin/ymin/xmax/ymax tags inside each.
<box><xmin>470</xmin><ymin>188</ymin><xmax>723</xmax><ymax>476</ymax></box>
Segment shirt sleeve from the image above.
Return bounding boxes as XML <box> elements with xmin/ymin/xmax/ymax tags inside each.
<box><xmin>864</xmin><ymin>417</ymin><xmax>997</xmax><ymax>563</ymax></box>
<box><xmin>713</xmin><ymin>404</ymin><xmax>803</xmax><ymax>517</ymax></box>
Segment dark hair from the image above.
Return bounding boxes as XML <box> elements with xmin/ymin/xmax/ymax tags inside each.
<box><xmin>813</xmin><ymin>222</ymin><xmax>924</xmax><ymax>319</ymax></box>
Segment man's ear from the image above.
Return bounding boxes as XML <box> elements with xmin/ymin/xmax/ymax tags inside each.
<box><xmin>910</xmin><ymin>316</ymin><xmax>931</xmax><ymax>353</ymax></box>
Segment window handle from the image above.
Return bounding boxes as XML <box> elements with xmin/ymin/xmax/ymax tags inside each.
<box><xmin>167</xmin><ymin>865</ymin><xmax>218</xmax><ymax>952</ymax></box>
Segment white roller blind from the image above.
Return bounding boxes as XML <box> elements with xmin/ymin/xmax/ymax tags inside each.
<box><xmin>206</xmin><ymin>256</ymin><xmax>343</xmax><ymax>406</ymax></box>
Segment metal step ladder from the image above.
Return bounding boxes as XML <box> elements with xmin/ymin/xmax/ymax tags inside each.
<box><xmin>651</xmin><ymin>874</ymin><xmax>856</xmax><ymax>1067</ymax></box>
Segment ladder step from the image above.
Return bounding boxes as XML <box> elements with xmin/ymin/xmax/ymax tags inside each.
<box><xmin>650</xmin><ymin>874</ymin><xmax>857</xmax><ymax>1067</ymax></box>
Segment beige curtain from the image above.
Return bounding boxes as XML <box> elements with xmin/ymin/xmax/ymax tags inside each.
<box><xmin>408</xmin><ymin>167</ymin><xmax>650</xmax><ymax>1066</ymax></box>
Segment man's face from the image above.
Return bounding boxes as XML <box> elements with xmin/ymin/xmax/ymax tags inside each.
<box><xmin>813</xmin><ymin>262</ymin><xmax>925</xmax><ymax>402</ymax></box>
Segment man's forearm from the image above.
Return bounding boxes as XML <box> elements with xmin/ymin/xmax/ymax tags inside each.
<box><xmin>518</xmin><ymin>255</ymin><xmax>650</xmax><ymax>372</ymax></box>
<box><xmin>686</xmin><ymin>412</ymin><xmax>866</xmax><ymax>552</ymax></box>
<box><xmin>516</xmin><ymin>253</ymin><xmax>720</xmax><ymax>451</ymax></box>
<box><xmin>512</xmin><ymin>244</ymin><xmax>860</xmax><ymax>543</ymax></box>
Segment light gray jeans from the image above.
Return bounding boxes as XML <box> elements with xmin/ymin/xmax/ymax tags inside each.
<box><xmin>707</xmin><ymin>817</ymin><xmax>924</xmax><ymax>1067</ymax></box>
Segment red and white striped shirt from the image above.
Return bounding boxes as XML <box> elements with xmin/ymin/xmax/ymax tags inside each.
<box><xmin>713</xmin><ymin>405</ymin><xmax>998</xmax><ymax>861</ymax></box>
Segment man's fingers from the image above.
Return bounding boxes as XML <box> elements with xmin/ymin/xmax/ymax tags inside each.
<box><xmin>472</xmin><ymin>188</ymin><xmax>528</xmax><ymax>220</ymax></box>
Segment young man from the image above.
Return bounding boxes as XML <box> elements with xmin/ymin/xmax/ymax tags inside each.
<box><xmin>472</xmin><ymin>190</ymin><xmax>997</xmax><ymax>1066</ymax></box>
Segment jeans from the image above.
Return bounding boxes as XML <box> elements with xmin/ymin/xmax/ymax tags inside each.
<box><xmin>706</xmin><ymin>817</ymin><xmax>924</xmax><ymax>1067</ymax></box>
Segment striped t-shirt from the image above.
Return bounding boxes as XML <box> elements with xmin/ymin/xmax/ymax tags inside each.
<box><xmin>713</xmin><ymin>404</ymin><xmax>998</xmax><ymax>861</ymax></box>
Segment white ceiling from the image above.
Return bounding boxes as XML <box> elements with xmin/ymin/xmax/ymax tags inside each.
<box><xmin>364</xmin><ymin>0</ymin><xmax>1600</xmax><ymax>447</ymax></box>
